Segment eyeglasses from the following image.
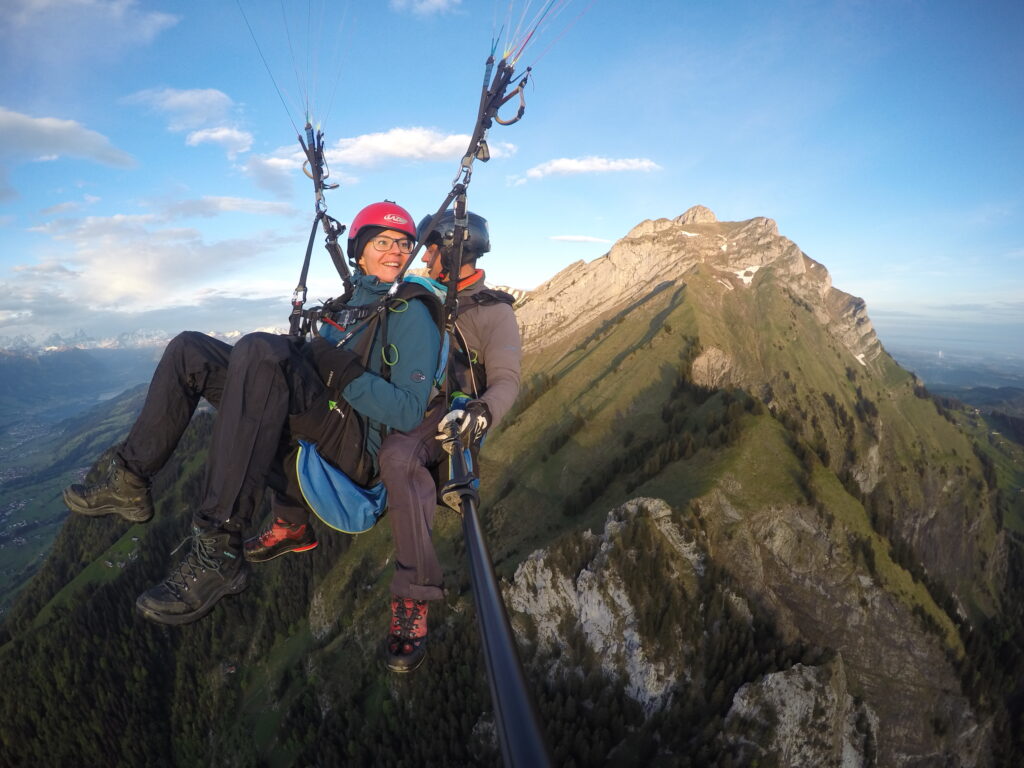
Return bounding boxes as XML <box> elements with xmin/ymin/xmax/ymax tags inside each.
<box><xmin>370</xmin><ymin>235</ymin><xmax>414</xmax><ymax>254</ymax></box>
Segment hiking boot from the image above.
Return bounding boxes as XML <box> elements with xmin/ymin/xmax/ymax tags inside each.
<box><xmin>63</xmin><ymin>457</ymin><xmax>153</xmax><ymax>523</ymax></box>
<box><xmin>386</xmin><ymin>597</ymin><xmax>429</xmax><ymax>673</ymax></box>
<box><xmin>244</xmin><ymin>517</ymin><xmax>318</xmax><ymax>563</ymax></box>
<box><xmin>136</xmin><ymin>526</ymin><xmax>248</xmax><ymax>625</ymax></box>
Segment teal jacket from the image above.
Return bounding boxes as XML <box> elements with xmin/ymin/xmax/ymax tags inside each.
<box><xmin>318</xmin><ymin>274</ymin><xmax>441</xmax><ymax>460</ymax></box>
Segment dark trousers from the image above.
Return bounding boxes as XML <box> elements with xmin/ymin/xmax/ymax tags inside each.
<box><xmin>379</xmin><ymin>405</ymin><xmax>446</xmax><ymax>601</ymax></box>
<box><xmin>119</xmin><ymin>331</ymin><xmax>326</xmax><ymax>530</ymax></box>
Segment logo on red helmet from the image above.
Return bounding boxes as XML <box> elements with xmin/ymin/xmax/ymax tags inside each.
<box><xmin>383</xmin><ymin>213</ymin><xmax>408</xmax><ymax>225</ymax></box>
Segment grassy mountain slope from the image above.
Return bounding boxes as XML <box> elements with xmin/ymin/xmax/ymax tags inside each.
<box><xmin>0</xmin><ymin>385</ymin><xmax>147</xmax><ymax>610</ymax></box>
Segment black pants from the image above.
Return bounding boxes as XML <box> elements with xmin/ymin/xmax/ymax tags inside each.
<box><xmin>119</xmin><ymin>331</ymin><xmax>328</xmax><ymax>530</ymax></box>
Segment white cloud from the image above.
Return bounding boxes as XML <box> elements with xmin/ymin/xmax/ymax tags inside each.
<box><xmin>125</xmin><ymin>88</ymin><xmax>235</xmax><ymax>132</ymax></box>
<box><xmin>523</xmin><ymin>156</ymin><xmax>662</xmax><ymax>182</ymax></box>
<box><xmin>124</xmin><ymin>88</ymin><xmax>255</xmax><ymax>161</ymax></box>
<box><xmin>241</xmin><ymin>148</ymin><xmax>308</xmax><ymax>198</ymax></box>
<box><xmin>389</xmin><ymin>0</ymin><xmax>462</xmax><ymax>14</ymax></box>
<box><xmin>0</xmin><ymin>107</ymin><xmax>135</xmax><ymax>167</ymax></box>
<box><xmin>330</xmin><ymin>127</ymin><xmax>515</xmax><ymax>166</ymax></box>
<box><xmin>241</xmin><ymin>127</ymin><xmax>509</xmax><ymax>195</ymax></box>
<box><xmin>40</xmin><ymin>194</ymin><xmax>101</xmax><ymax>216</ymax></box>
<box><xmin>550</xmin><ymin>235</ymin><xmax>612</xmax><ymax>243</ymax></box>
<box><xmin>19</xmin><ymin>213</ymin><xmax>293</xmax><ymax>311</ymax></box>
<box><xmin>0</xmin><ymin>168</ymin><xmax>14</xmax><ymax>202</ymax></box>
<box><xmin>0</xmin><ymin>107</ymin><xmax>134</xmax><ymax>200</ymax></box>
<box><xmin>40</xmin><ymin>201</ymin><xmax>81</xmax><ymax>216</ymax></box>
<box><xmin>1</xmin><ymin>1</ymin><xmax>177</xmax><ymax>72</ymax></box>
<box><xmin>11</xmin><ymin>260</ymin><xmax>78</xmax><ymax>277</ymax></box>
<box><xmin>160</xmin><ymin>196</ymin><xmax>296</xmax><ymax>219</ymax></box>
<box><xmin>186</xmin><ymin>127</ymin><xmax>254</xmax><ymax>158</ymax></box>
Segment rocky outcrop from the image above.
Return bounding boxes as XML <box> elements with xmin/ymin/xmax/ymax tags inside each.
<box><xmin>506</xmin><ymin>498</ymin><xmax>701</xmax><ymax>712</ymax></box>
<box><xmin>505</xmin><ymin>493</ymin><xmax>990</xmax><ymax>766</ymax></box>
<box><xmin>691</xmin><ymin>346</ymin><xmax>734</xmax><ymax>389</ymax></box>
<box><xmin>721</xmin><ymin>656</ymin><xmax>878</xmax><ymax>768</ymax></box>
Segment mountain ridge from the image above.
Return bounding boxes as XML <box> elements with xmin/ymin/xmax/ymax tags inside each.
<box><xmin>517</xmin><ymin>205</ymin><xmax>880</xmax><ymax>374</ymax></box>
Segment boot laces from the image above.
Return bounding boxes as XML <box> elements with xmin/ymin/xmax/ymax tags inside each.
<box><xmin>260</xmin><ymin>518</ymin><xmax>299</xmax><ymax>545</ymax></box>
<box><xmin>391</xmin><ymin>599</ymin><xmax>427</xmax><ymax>640</ymax></box>
<box><xmin>164</xmin><ymin>529</ymin><xmax>227</xmax><ymax>596</ymax></box>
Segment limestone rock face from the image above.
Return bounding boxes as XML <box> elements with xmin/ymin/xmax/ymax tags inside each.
<box><xmin>505</xmin><ymin>498</ymin><xmax>700</xmax><ymax>712</ymax></box>
<box><xmin>691</xmin><ymin>346</ymin><xmax>734</xmax><ymax>389</ymax></box>
<box><xmin>721</xmin><ymin>656</ymin><xmax>877</xmax><ymax>767</ymax></box>
<box><xmin>676</xmin><ymin>204</ymin><xmax>717</xmax><ymax>224</ymax></box>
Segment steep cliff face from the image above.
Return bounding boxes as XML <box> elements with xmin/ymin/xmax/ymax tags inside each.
<box><xmin>721</xmin><ymin>656</ymin><xmax>877</xmax><ymax>767</ymax></box>
<box><xmin>503</xmin><ymin>497</ymin><xmax>887</xmax><ymax>764</ymax></box>
<box><xmin>506</xmin><ymin>498</ymin><xmax>704</xmax><ymax>713</ymax></box>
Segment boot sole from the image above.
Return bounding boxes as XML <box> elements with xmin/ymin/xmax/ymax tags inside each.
<box><xmin>244</xmin><ymin>540</ymin><xmax>319</xmax><ymax>563</ymax></box>
<box><xmin>385</xmin><ymin>652</ymin><xmax>426</xmax><ymax>674</ymax></box>
<box><xmin>63</xmin><ymin>488</ymin><xmax>153</xmax><ymax>523</ymax></box>
<box><xmin>136</xmin><ymin>565</ymin><xmax>250</xmax><ymax>626</ymax></box>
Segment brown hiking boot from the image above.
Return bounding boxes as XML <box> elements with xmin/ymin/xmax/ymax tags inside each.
<box><xmin>63</xmin><ymin>457</ymin><xmax>153</xmax><ymax>523</ymax></box>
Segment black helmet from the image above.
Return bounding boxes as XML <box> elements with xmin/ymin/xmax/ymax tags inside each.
<box><xmin>417</xmin><ymin>210</ymin><xmax>491</xmax><ymax>258</ymax></box>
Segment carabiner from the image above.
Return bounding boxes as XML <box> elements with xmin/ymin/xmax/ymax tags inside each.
<box><xmin>495</xmin><ymin>69</ymin><xmax>530</xmax><ymax>126</ymax></box>
<box><xmin>494</xmin><ymin>85</ymin><xmax>526</xmax><ymax>126</ymax></box>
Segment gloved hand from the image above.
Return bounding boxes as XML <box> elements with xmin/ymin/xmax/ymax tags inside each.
<box><xmin>307</xmin><ymin>337</ymin><xmax>366</xmax><ymax>394</ymax></box>
<box><xmin>437</xmin><ymin>399</ymin><xmax>491</xmax><ymax>444</ymax></box>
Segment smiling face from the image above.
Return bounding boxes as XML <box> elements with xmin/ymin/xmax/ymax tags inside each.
<box><xmin>421</xmin><ymin>243</ymin><xmax>444</xmax><ymax>280</ymax></box>
<box><xmin>357</xmin><ymin>229</ymin><xmax>410</xmax><ymax>282</ymax></box>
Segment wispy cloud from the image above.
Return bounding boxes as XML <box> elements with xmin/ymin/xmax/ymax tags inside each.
<box><xmin>185</xmin><ymin>127</ymin><xmax>254</xmax><ymax>158</ymax></box>
<box><xmin>0</xmin><ymin>107</ymin><xmax>134</xmax><ymax>200</ymax></box>
<box><xmin>19</xmin><ymin>213</ymin><xmax>294</xmax><ymax>311</ymax></box>
<box><xmin>39</xmin><ymin>194</ymin><xmax>101</xmax><ymax>216</ymax></box>
<box><xmin>1</xmin><ymin>1</ymin><xmax>177</xmax><ymax>72</ymax></box>
<box><xmin>550</xmin><ymin>235</ymin><xmax>612</xmax><ymax>243</ymax></box>
<box><xmin>11</xmin><ymin>261</ymin><xmax>78</xmax><ymax>277</ymax></box>
<box><xmin>330</xmin><ymin>127</ymin><xmax>514</xmax><ymax>166</ymax></box>
<box><xmin>241</xmin><ymin>148</ymin><xmax>313</xmax><ymax>198</ymax></box>
<box><xmin>241</xmin><ymin>126</ymin><xmax>503</xmax><ymax>196</ymax></box>
<box><xmin>124</xmin><ymin>88</ymin><xmax>254</xmax><ymax>159</ymax></box>
<box><xmin>0</xmin><ymin>107</ymin><xmax>135</xmax><ymax>167</ymax></box>
<box><xmin>124</xmin><ymin>88</ymin><xmax>235</xmax><ymax>131</ymax></box>
<box><xmin>511</xmin><ymin>156</ymin><xmax>661</xmax><ymax>186</ymax></box>
<box><xmin>160</xmin><ymin>196</ymin><xmax>296</xmax><ymax>219</ymax></box>
<box><xmin>0</xmin><ymin>280</ymin><xmax>288</xmax><ymax>346</ymax></box>
<box><xmin>389</xmin><ymin>0</ymin><xmax>462</xmax><ymax>15</ymax></box>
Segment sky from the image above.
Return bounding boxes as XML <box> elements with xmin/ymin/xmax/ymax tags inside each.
<box><xmin>0</xmin><ymin>0</ymin><xmax>1021</xmax><ymax>361</ymax></box>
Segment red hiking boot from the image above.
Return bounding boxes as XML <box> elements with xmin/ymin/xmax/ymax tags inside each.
<box><xmin>386</xmin><ymin>597</ymin><xmax>429</xmax><ymax>673</ymax></box>
<box><xmin>244</xmin><ymin>518</ymin><xmax>318</xmax><ymax>563</ymax></box>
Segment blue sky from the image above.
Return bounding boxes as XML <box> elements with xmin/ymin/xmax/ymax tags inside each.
<box><xmin>0</xmin><ymin>0</ymin><xmax>1021</xmax><ymax>360</ymax></box>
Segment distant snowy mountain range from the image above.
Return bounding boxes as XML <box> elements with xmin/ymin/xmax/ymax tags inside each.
<box><xmin>0</xmin><ymin>282</ymin><xmax>528</xmax><ymax>354</ymax></box>
<box><xmin>0</xmin><ymin>327</ymin><xmax>287</xmax><ymax>354</ymax></box>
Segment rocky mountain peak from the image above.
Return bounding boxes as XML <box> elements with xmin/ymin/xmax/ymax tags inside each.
<box><xmin>676</xmin><ymin>204</ymin><xmax>717</xmax><ymax>224</ymax></box>
<box><xmin>515</xmin><ymin>208</ymin><xmax>880</xmax><ymax>374</ymax></box>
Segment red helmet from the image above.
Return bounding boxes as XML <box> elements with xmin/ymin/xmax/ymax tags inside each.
<box><xmin>347</xmin><ymin>201</ymin><xmax>417</xmax><ymax>262</ymax></box>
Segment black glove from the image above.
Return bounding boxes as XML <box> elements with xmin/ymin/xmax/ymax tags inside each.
<box><xmin>437</xmin><ymin>399</ymin><xmax>491</xmax><ymax>444</ymax></box>
<box><xmin>308</xmin><ymin>337</ymin><xmax>366</xmax><ymax>395</ymax></box>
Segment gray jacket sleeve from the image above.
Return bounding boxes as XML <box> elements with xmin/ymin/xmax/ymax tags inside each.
<box><xmin>456</xmin><ymin>302</ymin><xmax>522</xmax><ymax>427</ymax></box>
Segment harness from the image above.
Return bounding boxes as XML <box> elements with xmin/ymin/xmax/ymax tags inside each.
<box><xmin>448</xmin><ymin>288</ymin><xmax>516</xmax><ymax>397</ymax></box>
<box><xmin>295</xmin><ymin>278</ymin><xmax>446</xmax><ymax>491</ymax></box>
